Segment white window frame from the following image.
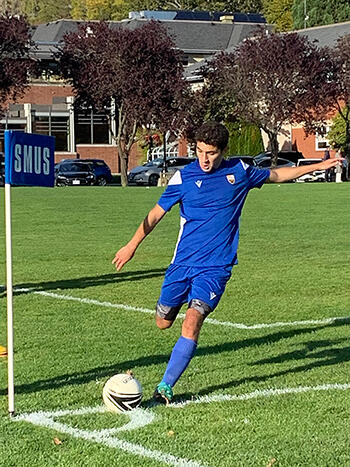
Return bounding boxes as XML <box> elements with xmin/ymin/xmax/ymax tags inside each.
<box><xmin>315</xmin><ymin>126</ymin><xmax>330</xmax><ymax>151</ymax></box>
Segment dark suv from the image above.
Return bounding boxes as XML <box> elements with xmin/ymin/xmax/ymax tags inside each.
<box><xmin>56</xmin><ymin>159</ymin><xmax>112</xmax><ymax>185</ymax></box>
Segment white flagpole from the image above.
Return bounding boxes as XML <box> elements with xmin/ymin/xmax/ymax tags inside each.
<box><xmin>5</xmin><ymin>182</ymin><xmax>15</xmax><ymax>415</ymax></box>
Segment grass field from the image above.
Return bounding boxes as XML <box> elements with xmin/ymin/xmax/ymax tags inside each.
<box><xmin>0</xmin><ymin>183</ymin><xmax>349</xmax><ymax>466</ymax></box>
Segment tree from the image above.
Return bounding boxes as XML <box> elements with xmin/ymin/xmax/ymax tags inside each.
<box><xmin>262</xmin><ymin>0</ymin><xmax>294</xmax><ymax>31</ymax></box>
<box><xmin>226</xmin><ymin>121</ymin><xmax>264</xmax><ymax>156</ymax></box>
<box><xmin>323</xmin><ymin>34</ymin><xmax>350</xmax><ymax>159</ymax></box>
<box><xmin>292</xmin><ymin>0</ymin><xmax>350</xmax><ymax>30</ymax></box>
<box><xmin>71</xmin><ymin>0</ymin><xmax>115</xmax><ymax>20</ymax></box>
<box><xmin>21</xmin><ymin>0</ymin><xmax>71</xmax><ymax>24</ymax></box>
<box><xmin>201</xmin><ymin>30</ymin><xmax>333</xmax><ymax>165</ymax></box>
<box><xmin>58</xmin><ymin>21</ymin><xmax>186</xmax><ymax>186</ymax></box>
<box><xmin>327</xmin><ymin>108</ymin><xmax>349</xmax><ymax>150</ymax></box>
<box><xmin>0</xmin><ymin>13</ymin><xmax>36</xmax><ymax>117</ymax></box>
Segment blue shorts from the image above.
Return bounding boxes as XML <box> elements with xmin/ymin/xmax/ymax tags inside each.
<box><xmin>157</xmin><ymin>264</ymin><xmax>232</xmax><ymax>320</ymax></box>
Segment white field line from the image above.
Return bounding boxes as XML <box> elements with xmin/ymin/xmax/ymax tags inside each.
<box><xmin>13</xmin><ymin>287</ymin><xmax>350</xmax><ymax>330</ymax></box>
<box><xmin>14</xmin><ymin>406</ymin><xmax>205</xmax><ymax>467</ymax></box>
<box><xmin>171</xmin><ymin>383</ymin><xmax>350</xmax><ymax>408</ymax></box>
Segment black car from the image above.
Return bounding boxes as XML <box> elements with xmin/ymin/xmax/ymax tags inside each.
<box><xmin>255</xmin><ymin>150</ymin><xmax>304</xmax><ymax>164</ymax></box>
<box><xmin>56</xmin><ymin>159</ymin><xmax>112</xmax><ymax>185</ymax></box>
<box><xmin>55</xmin><ymin>161</ymin><xmax>96</xmax><ymax>186</ymax></box>
<box><xmin>256</xmin><ymin>156</ymin><xmax>295</xmax><ymax>169</ymax></box>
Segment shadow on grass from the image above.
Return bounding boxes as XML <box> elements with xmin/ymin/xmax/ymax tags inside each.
<box><xmin>0</xmin><ymin>268</ymin><xmax>166</xmax><ymax>297</ymax></box>
<box><xmin>175</xmin><ymin>319</ymin><xmax>350</xmax><ymax>401</ymax></box>
<box><xmin>1</xmin><ymin>319</ymin><xmax>349</xmax><ymax>398</ymax></box>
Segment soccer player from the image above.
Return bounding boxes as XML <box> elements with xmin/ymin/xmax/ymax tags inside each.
<box><xmin>113</xmin><ymin>121</ymin><xmax>341</xmax><ymax>404</ymax></box>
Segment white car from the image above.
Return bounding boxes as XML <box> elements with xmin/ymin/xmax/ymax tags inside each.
<box><xmin>296</xmin><ymin>158</ymin><xmax>325</xmax><ymax>182</ymax></box>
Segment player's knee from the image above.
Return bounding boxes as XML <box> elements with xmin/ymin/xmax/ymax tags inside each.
<box><xmin>155</xmin><ymin>315</ymin><xmax>173</xmax><ymax>330</ymax></box>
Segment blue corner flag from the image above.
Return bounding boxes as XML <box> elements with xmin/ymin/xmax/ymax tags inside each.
<box><xmin>4</xmin><ymin>131</ymin><xmax>55</xmax><ymax>187</ymax></box>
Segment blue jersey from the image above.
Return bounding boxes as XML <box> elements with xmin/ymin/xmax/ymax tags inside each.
<box><xmin>157</xmin><ymin>158</ymin><xmax>270</xmax><ymax>267</ymax></box>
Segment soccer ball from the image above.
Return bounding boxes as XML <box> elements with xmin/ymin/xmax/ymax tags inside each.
<box><xmin>102</xmin><ymin>373</ymin><xmax>143</xmax><ymax>413</ymax></box>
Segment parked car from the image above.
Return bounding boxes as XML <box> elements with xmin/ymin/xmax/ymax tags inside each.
<box><xmin>256</xmin><ymin>156</ymin><xmax>296</xmax><ymax>169</ymax></box>
<box><xmin>55</xmin><ymin>161</ymin><xmax>96</xmax><ymax>186</ymax></box>
<box><xmin>255</xmin><ymin>150</ymin><xmax>304</xmax><ymax>164</ymax></box>
<box><xmin>128</xmin><ymin>157</ymin><xmax>196</xmax><ymax>186</ymax></box>
<box><xmin>56</xmin><ymin>159</ymin><xmax>112</xmax><ymax>185</ymax></box>
<box><xmin>296</xmin><ymin>158</ymin><xmax>325</xmax><ymax>182</ymax></box>
<box><xmin>228</xmin><ymin>155</ymin><xmax>257</xmax><ymax>166</ymax></box>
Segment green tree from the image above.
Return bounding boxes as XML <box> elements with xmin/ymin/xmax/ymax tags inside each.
<box><xmin>263</xmin><ymin>0</ymin><xmax>293</xmax><ymax>31</ymax></box>
<box><xmin>86</xmin><ymin>0</ymin><xmax>115</xmax><ymax>20</ymax></box>
<box><xmin>327</xmin><ymin>109</ymin><xmax>349</xmax><ymax>150</ymax></box>
<box><xmin>226</xmin><ymin>122</ymin><xmax>264</xmax><ymax>156</ymax></box>
<box><xmin>71</xmin><ymin>0</ymin><xmax>88</xmax><ymax>19</ymax></box>
<box><xmin>292</xmin><ymin>0</ymin><xmax>350</xmax><ymax>29</ymax></box>
<box><xmin>111</xmin><ymin>0</ymin><xmax>130</xmax><ymax>21</ymax></box>
<box><xmin>22</xmin><ymin>0</ymin><xmax>71</xmax><ymax>24</ymax></box>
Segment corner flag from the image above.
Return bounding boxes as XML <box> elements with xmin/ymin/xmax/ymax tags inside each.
<box><xmin>4</xmin><ymin>131</ymin><xmax>55</xmax><ymax>416</ymax></box>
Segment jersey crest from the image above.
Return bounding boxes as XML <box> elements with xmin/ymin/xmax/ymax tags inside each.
<box><xmin>226</xmin><ymin>174</ymin><xmax>235</xmax><ymax>184</ymax></box>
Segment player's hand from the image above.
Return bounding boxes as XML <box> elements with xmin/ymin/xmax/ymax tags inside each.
<box><xmin>112</xmin><ymin>245</ymin><xmax>135</xmax><ymax>271</ymax></box>
<box><xmin>318</xmin><ymin>158</ymin><xmax>344</xmax><ymax>170</ymax></box>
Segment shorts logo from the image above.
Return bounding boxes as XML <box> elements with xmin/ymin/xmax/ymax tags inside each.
<box><xmin>210</xmin><ymin>292</ymin><xmax>217</xmax><ymax>300</ymax></box>
<box><xmin>195</xmin><ymin>180</ymin><xmax>202</xmax><ymax>188</ymax></box>
<box><xmin>226</xmin><ymin>174</ymin><xmax>235</xmax><ymax>184</ymax></box>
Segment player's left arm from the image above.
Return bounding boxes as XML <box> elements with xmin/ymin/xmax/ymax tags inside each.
<box><xmin>268</xmin><ymin>158</ymin><xmax>343</xmax><ymax>183</ymax></box>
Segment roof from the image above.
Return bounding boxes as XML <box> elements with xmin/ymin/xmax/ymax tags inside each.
<box><xmin>297</xmin><ymin>21</ymin><xmax>350</xmax><ymax>48</ymax></box>
<box><xmin>31</xmin><ymin>18</ymin><xmax>271</xmax><ymax>59</ymax></box>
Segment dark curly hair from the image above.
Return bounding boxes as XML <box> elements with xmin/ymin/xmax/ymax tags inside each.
<box><xmin>194</xmin><ymin>121</ymin><xmax>229</xmax><ymax>151</ymax></box>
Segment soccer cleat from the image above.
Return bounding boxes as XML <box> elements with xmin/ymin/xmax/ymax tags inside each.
<box><xmin>153</xmin><ymin>382</ymin><xmax>173</xmax><ymax>405</ymax></box>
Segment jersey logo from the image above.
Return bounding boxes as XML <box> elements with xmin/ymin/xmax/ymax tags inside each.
<box><xmin>210</xmin><ymin>292</ymin><xmax>217</xmax><ymax>300</ymax></box>
<box><xmin>226</xmin><ymin>174</ymin><xmax>235</xmax><ymax>184</ymax></box>
<box><xmin>195</xmin><ymin>180</ymin><xmax>202</xmax><ymax>188</ymax></box>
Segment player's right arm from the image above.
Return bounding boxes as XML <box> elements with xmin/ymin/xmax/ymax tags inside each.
<box><xmin>112</xmin><ymin>204</ymin><xmax>166</xmax><ymax>271</ymax></box>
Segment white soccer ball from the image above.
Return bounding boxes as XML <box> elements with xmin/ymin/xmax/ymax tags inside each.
<box><xmin>102</xmin><ymin>373</ymin><xmax>143</xmax><ymax>413</ymax></box>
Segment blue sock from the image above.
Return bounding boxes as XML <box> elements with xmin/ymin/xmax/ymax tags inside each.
<box><xmin>162</xmin><ymin>336</ymin><xmax>197</xmax><ymax>387</ymax></box>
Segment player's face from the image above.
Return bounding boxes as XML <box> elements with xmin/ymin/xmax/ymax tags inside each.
<box><xmin>196</xmin><ymin>141</ymin><xmax>225</xmax><ymax>173</ymax></box>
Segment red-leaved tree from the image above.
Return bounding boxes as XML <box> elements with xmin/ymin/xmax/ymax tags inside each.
<box><xmin>201</xmin><ymin>29</ymin><xmax>333</xmax><ymax>165</ymax></box>
<box><xmin>58</xmin><ymin>21</ymin><xmax>187</xmax><ymax>186</ymax></box>
<box><xmin>0</xmin><ymin>13</ymin><xmax>36</xmax><ymax>117</ymax></box>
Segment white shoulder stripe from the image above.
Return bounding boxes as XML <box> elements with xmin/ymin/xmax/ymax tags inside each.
<box><xmin>240</xmin><ymin>160</ymin><xmax>249</xmax><ymax>170</ymax></box>
<box><xmin>171</xmin><ymin>216</ymin><xmax>186</xmax><ymax>263</ymax></box>
<box><xmin>168</xmin><ymin>170</ymin><xmax>182</xmax><ymax>185</ymax></box>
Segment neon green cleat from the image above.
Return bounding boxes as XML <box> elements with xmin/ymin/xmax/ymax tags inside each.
<box><xmin>153</xmin><ymin>382</ymin><xmax>173</xmax><ymax>405</ymax></box>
